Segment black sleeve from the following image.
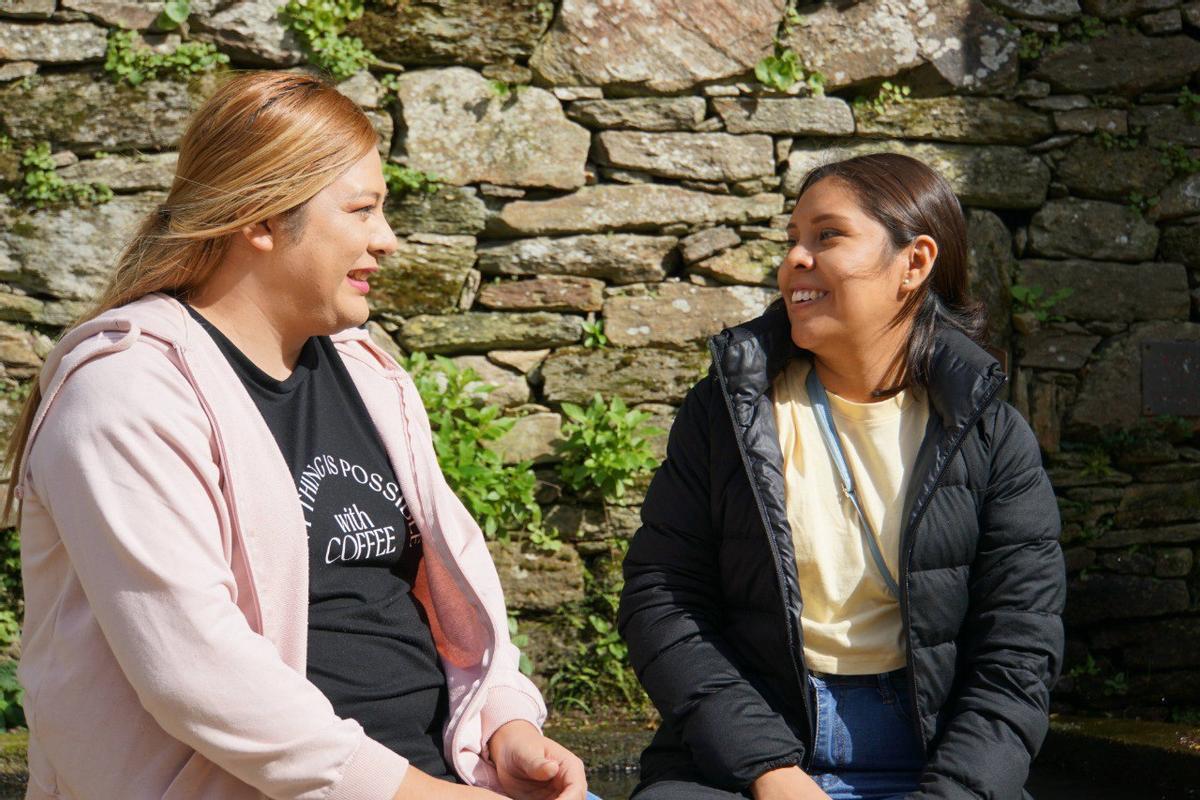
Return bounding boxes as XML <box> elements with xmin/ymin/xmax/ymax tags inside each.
<box><xmin>914</xmin><ymin>403</ymin><xmax>1067</xmax><ymax>799</ymax></box>
<box><xmin>617</xmin><ymin>377</ymin><xmax>805</xmax><ymax>791</ymax></box>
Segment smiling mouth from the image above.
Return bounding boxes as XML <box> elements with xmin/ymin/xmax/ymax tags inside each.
<box><xmin>791</xmin><ymin>288</ymin><xmax>828</xmax><ymax>305</ymax></box>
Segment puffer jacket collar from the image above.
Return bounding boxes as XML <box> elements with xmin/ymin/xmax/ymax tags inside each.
<box><xmin>708</xmin><ymin>303</ymin><xmax>1006</xmax><ymax>434</ymax></box>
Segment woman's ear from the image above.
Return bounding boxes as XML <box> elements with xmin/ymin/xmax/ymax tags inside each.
<box><xmin>901</xmin><ymin>234</ymin><xmax>937</xmax><ymax>292</ymax></box>
<box><xmin>239</xmin><ymin>219</ymin><xmax>276</xmax><ymax>253</ymax></box>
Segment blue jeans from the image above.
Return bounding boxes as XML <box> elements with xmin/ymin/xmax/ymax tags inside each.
<box><xmin>808</xmin><ymin>669</ymin><xmax>925</xmax><ymax>800</ymax></box>
<box><xmin>586</xmin><ymin>793</ymin><xmax>603</xmax><ymax>800</ymax></box>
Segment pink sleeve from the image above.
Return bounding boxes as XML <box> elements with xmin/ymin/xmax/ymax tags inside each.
<box><xmin>28</xmin><ymin>348</ymin><xmax>409</xmax><ymax>800</ymax></box>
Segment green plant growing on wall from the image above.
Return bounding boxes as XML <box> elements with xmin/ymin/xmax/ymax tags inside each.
<box><xmin>382</xmin><ymin>163</ymin><xmax>440</xmax><ymax>196</ymax></box>
<box><xmin>853</xmin><ymin>81</ymin><xmax>912</xmax><ymax>115</ymax></box>
<box><xmin>402</xmin><ymin>352</ymin><xmax>541</xmax><ymax>538</ymax></box>
<box><xmin>507</xmin><ymin>615</ymin><xmax>535</xmax><ymax>677</ymax></box>
<box><xmin>10</xmin><ymin>143</ymin><xmax>113</xmax><ymax>209</ymax></box>
<box><xmin>1126</xmin><ymin>191</ymin><xmax>1159</xmax><ymax>216</ymax></box>
<box><xmin>1067</xmin><ymin>653</ymin><xmax>1102</xmax><ymax>681</ymax></box>
<box><xmin>1080</xmin><ymin>447</ymin><xmax>1115</xmax><ymax>479</ymax></box>
<box><xmin>488</xmin><ymin>79</ymin><xmax>526</xmax><ymax>100</ymax></box>
<box><xmin>1102</xmin><ymin>671</ymin><xmax>1129</xmax><ymax>697</ymax></box>
<box><xmin>556</xmin><ymin>394</ymin><xmax>662</xmax><ymax>502</ymax></box>
<box><xmin>547</xmin><ymin>545</ymin><xmax>648</xmax><ymax>714</ymax></box>
<box><xmin>1178</xmin><ymin>85</ymin><xmax>1200</xmax><ymax>123</ymax></box>
<box><xmin>580</xmin><ymin>319</ymin><xmax>607</xmax><ymax>350</ymax></box>
<box><xmin>282</xmin><ymin>0</ymin><xmax>374</xmax><ymax>80</ymax></box>
<box><xmin>1011</xmin><ymin>284</ymin><xmax>1072</xmax><ymax>323</ymax></box>
<box><xmin>1157</xmin><ymin>141</ymin><xmax>1200</xmax><ymax>176</ymax></box>
<box><xmin>1093</xmin><ymin>129</ymin><xmax>1140</xmax><ymax>151</ymax></box>
<box><xmin>104</xmin><ymin>28</ymin><xmax>229</xmax><ymax>86</ymax></box>
<box><xmin>155</xmin><ymin>0</ymin><xmax>191</xmax><ymax>31</ymax></box>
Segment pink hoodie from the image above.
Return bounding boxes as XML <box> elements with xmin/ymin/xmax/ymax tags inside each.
<box><xmin>17</xmin><ymin>293</ymin><xmax>547</xmax><ymax>799</ymax></box>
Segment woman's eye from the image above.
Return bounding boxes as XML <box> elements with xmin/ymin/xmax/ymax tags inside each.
<box><xmin>819</xmin><ymin>229</ymin><xmax>840</xmax><ymax>241</ymax></box>
<box><xmin>356</xmin><ymin>205</ymin><xmax>375</xmax><ymax>215</ymax></box>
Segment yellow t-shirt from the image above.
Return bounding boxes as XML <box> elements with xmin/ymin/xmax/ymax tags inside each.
<box><xmin>771</xmin><ymin>357</ymin><xmax>931</xmax><ymax>675</ymax></box>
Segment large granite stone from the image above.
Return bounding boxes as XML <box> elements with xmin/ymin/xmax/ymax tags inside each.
<box><xmin>0</xmin><ymin>70</ymin><xmax>215</xmax><ymax>154</ymax></box>
<box><xmin>347</xmin><ymin>0</ymin><xmax>552</xmax><ymax>66</ymax></box>
<box><xmin>0</xmin><ymin>319</ymin><xmax>46</xmax><ymax>377</ymax></box>
<box><xmin>0</xmin><ymin>291</ymin><xmax>86</xmax><ymax>326</ymax></box>
<box><xmin>1116</xmin><ymin>480</ymin><xmax>1200</xmax><ymax>527</ymax></box>
<box><xmin>393</xmin><ymin>67</ymin><xmax>589</xmax><ymax>190</ymax></box>
<box><xmin>370</xmin><ymin>234</ymin><xmax>477</xmax><ymax>317</ymax></box>
<box><xmin>1068</xmin><ymin>322</ymin><xmax>1200</xmax><ymax>433</ymax></box>
<box><xmin>1159</xmin><ymin>224</ymin><xmax>1200</xmax><ymax>269</ymax></box>
<box><xmin>541</xmin><ymin>346</ymin><xmax>709</xmax><ymax>405</ymax></box>
<box><xmin>1033</xmin><ymin>31</ymin><xmax>1200</xmax><ymax>95</ymax></box>
<box><xmin>61</xmin><ymin>0</ymin><xmax>160</xmax><ymax>28</ymax></box>
<box><xmin>486</xmin><ymin>411</ymin><xmax>562</xmax><ymax>464</ymax></box>
<box><xmin>1019</xmin><ymin>326</ymin><xmax>1101</xmax><ymax>370</ymax></box>
<box><xmin>477</xmin><ymin>234</ymin><xmax>678</xmax><ymax>284</ymax></box>
<box><xmin>604</xmin><ymin>283</ymin><xmax>776</xmax><ymax>348</ymax></box>
<box><xmin>987</xmin><ymin>0</ymin><xmax>1081</xmax><ymax>20</ymax></box>
<box><xmin>192</xmin><ymin>0</ymin><xmax>304</xmax><ymax>67</ymax></box>
<box><xmin>0</xmin><ymin>0</ymin><xmax>55</xmax><ymax>18</ymax></box>
<box><xmin>712</xmin><ymin>97</ymin><xmax>855</xmax><ymax>136</ymax></box>
<box><xmin>57</xmin><ymin>152</ymin><xmax>178</xmax><ymax>192</ymax></box>
<box><xmin>566</xmin><ymin>98</ymin><xmax>708</xmax><ymax>131</ymax></box>
<box><xmin>385</xmin><ymin>185</ymin><xmax>488</xmax><ymax>236</ymax></box>
<box><xmin>1091</xmin><ymin>619</ymin><xmax>1200</xmax><ymax>670</ymax></box>
<box><xmin>1027</xmin><ymin>198</ymin><xmax>1160</xmax><ymax>262</ymax></box>
<box><xmin>531</xmin><ymin>0</ymin><xmax>784</xmax><ymax>93</ymax></box>
<box><xmin>477</xmin><ymin>276</ymin><xmax>604</xmax><ymax>313</ymax></box>
<box><xmin>1081</xmin><ymin>0</ymin><xmax>1177</xmax><ymax>19</ymax></box>
<box><xmin>1065</xmin><ymin>573</ymin><xmax>1190</xmax><ymax>625</ymax></box>
<box><xmin>784</xmin><ymin>0</ymin><xmax>1018</xmax><ymax>93</ymax></box>
<box><xmin>783</xmin><ymin>140</ymin><xmax>1050</xmax><ymax>208</ymax></box>
<box><xmin>593</xmin><ymin>132</ymin><xmax>775</xmax><ymax>182</ymax></box>
<box><xmin>398</xmin><ymin>312</ymin><xmax>582</xmax><ymax>354</ymax></box>
<box><xmin>965</xmin><ymin>208</ymin><xmax>1015</xmax><ymax>350</ymax></box>
<box><xmin>680</xmin><ymin>226</ymin><xmax>741</xmax><ymax>264</ymax></box>
<box><xmin>0</xmin><ymin>193</ymin><xmax>161</xmax><ymax>300</ymax></box>
<box><xmin>489</xmin><ymin>185</ymin><xmax>783</xmax><ymax>236</ymax></box>
<box><xmin>487</xmin><ymin>540</ymin><xmax>584</xmax><ymax>612</ymax></box>
<box><xmin>854</xmin><ymin>97</ymin><xmax>1053</xmax><ymax>145</ymax></box>
<box><xmin>691</xmin><ymin>239</ymin><xmax>785</xmax><ymax>287</ymax></box>
<box><xmin>543</xmin><ymin>503</ymin><xmax>643</xmax><ymax>543</ymax></box>
<box><xmin>1155</xmin><ymin>173</ymin><xmax>1200</xmax><ymax>221</ymax></box>
<box><xmin>1051</xmin><ymin>138</ymin><xmax>1175</xmax><ymax>201</ymax></box>
<box><xmin>0</xmin><ymin>21</ymin><xmax>107</xmax><ymax>63</ymax></box>
<box><xmin>1130</xmin><ymin>104</ymin><xmax>1200</xmax><ymax>148</ymax></box>
<box><xmin>447</xmin><ymin>355</ymin><xmax>530</xmax><ymax>409</ymax></box>
<box><xmin>1017</xmin><ymin>260</ymin><xmax>1189</xmax><ymax>323</ymax></box>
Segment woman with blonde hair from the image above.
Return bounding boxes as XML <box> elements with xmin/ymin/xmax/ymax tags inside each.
<box><xmin>8</xmin><ymin>70</ymin><xmax>590</xmax><ymax>800</ymax></box>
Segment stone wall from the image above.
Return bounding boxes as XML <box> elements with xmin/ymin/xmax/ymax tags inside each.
<box><xmin>1</xmin><ymin>0</ymin><xmax>1199</xmax><ymax>715</ymax></box>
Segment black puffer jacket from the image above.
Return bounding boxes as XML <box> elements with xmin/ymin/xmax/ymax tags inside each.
<box><xmin>618</xmin><ymin>307</ymin><xmax>1066</xmax><ymax>800</ymax></box>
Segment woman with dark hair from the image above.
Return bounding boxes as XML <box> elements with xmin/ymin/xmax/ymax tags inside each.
<box><xmin>618</xmin><ymin>153</ymin><xmax>1066</xmax><ymax>800</ymax></box>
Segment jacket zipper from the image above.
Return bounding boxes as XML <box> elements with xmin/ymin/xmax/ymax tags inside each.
<box><xmin>709</xmin><ymin>339</ymin><xmax>817</xmax><ymax>769</ymax></box>
<box><xmin>388</xmin><ymin>371</ymin><xmax>501</xmax><ymax>777</ymax></box>
<box><xmin>898</xmin><ymin>376</ymin><xmax>1006</xmax><ymax>746</ymax></box>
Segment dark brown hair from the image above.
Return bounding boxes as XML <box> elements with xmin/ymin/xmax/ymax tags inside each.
<box><xmin>791</xmin><ymin>152</ymin><xmax>987</xmax><ymax>393</ymax></box>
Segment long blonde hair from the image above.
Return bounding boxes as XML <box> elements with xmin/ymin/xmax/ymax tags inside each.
<box><xmin>3</xmin><ymin>70</ymin><xmax>381</xmax><ymax>516</ymax></box>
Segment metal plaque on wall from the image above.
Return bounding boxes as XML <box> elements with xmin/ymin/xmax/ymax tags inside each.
<box><xmin>1142</xmin><ymin>341</ymin><xmax>1200</xmax><ymax>416</ymax></box>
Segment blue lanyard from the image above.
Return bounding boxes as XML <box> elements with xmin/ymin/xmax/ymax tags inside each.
<box><xmin>805</xmin><ymin>367</ymin><xmax>902</xmax><ymax>599</ymax></box>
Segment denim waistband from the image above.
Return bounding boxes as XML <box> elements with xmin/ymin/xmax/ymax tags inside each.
<box><xmin>808</xmin><ymin>667</ymin><xmax>908</xmax><ymax>690</ymax></box>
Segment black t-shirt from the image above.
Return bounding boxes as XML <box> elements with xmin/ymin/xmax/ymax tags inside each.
<box><xmin>186</xmin><ymin>305</ymin><xmax>456</xmax><ymax>780</ymax></box>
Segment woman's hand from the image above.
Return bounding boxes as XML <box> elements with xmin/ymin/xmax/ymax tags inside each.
<box><xmin>487</xmin><ymin>720</ymin><xmax>588</xmax><ymax>800</ymax></box>
<box><xmin>750</xmin><ymin>765</ymin><xmax>832</xmax><ymax>800</ymax></box>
